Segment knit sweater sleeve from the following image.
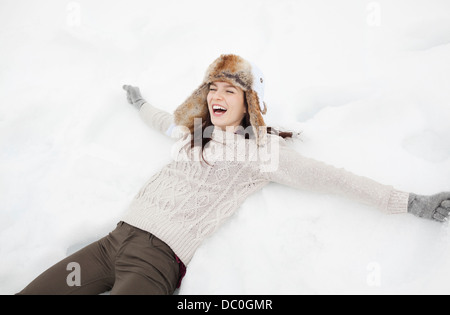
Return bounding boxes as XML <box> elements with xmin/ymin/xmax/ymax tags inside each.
<box><xmin>263</xmin><ymin>140</ymin><xmax>409</xmax><ymax>214</ymax></box>
<box><xmin>139</xmin><ymin>102</ymin><xmax>182</xmax><ymax>138</ymax></box>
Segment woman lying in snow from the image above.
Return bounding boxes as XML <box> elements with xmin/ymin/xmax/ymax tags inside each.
<box><xmin>17</xmin><ymin>54</ymin><xmax>450</xmax><ymax>295</ymax></box>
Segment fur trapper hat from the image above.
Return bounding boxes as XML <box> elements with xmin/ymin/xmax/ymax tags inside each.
<box><xmin>173</xmin><ymin>54</ymin><xmax>268</xmax><ymax>144</ymax></box>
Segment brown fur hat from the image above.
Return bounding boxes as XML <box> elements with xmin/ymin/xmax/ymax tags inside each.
<box><xmin>173</xmin><ymin>54</ymin><xmax>268</xmax><ymax>144</ymax></box>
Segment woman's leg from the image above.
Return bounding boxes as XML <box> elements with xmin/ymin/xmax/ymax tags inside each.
<box><xmin>17</xmin><ymin>222</ymin><xmax>180</xmax><ymax>295</ymax></box>
<box><xmin>17</xmin><ymin>234</ymin><xmax>116</xmax><ymax>295</ymax></box>
<box><xmin>110</xmin><ymin>223</ymin><xmax>180</xmax><ymax>295</ymax></box>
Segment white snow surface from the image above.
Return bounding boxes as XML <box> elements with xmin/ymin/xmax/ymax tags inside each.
<box><xmin>1</xmin><ymin>0</ymin><xmax>450</xmax><ymax>295</ymax></box>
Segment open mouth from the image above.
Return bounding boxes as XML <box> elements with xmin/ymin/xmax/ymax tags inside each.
<box><xmin>212</xmin><ymin>105</ymin><xmax>228</xmax><ymax>117</ymax></box>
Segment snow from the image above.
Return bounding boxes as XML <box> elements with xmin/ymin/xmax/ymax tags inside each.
<box><xmin>1</xmin><ymin>0</ymin><xmax>450</xmax><ymax>295</ymax></box>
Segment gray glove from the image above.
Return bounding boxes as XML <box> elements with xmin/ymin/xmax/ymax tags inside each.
<box><xmin>123</xmin><ymin>85</ymin><xmax>146</xmax><ymax>110</ymax></box>
<box><xmin>408</xmin><ymin>192</ymin><xmax>450</xmax><ymax>222</ymax></box>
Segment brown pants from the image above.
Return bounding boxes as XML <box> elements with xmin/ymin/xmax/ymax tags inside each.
<box><xmin>17</xmin><ymin>222</ymin><xmax>180</xmax><ymax>295</ymax></box>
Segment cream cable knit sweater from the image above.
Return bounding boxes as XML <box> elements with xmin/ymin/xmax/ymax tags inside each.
<box><xmin>122</xmin><ymin>103</ymin><xmax>410</xmax><ymax>264</ymax></box>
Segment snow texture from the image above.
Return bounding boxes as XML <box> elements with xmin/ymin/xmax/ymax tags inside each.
<box><xmin>1</xmin><ymin>0</ymin><xmax>450</xmax><ymax>295</ymax></box>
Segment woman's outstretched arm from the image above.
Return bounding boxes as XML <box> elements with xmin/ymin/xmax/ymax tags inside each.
<box><xmin>123</xmin><ymin>85</ymin><xmax>179</xmax><ymax>138</ymax></box>
<box><xmin>263</xmin><ymin>139</ymin><xmax>450</xmax><ymax>222</ymax></box>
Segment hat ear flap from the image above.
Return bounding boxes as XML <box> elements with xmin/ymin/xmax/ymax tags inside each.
<box><xmin>174</xmin><ymin>83</ymin><xmax>210</xmax><ymax>133</ymax></box>
<box><xmin>246</xmin><ymin>90</ymin><xmax>267</xmax><ymax>144</ymax></box>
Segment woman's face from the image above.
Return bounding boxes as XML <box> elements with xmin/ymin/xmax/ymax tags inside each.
<box><xmin>207</xmin><ymin>81</ymin><xmax>246</xmax><ymax>132</ymax></box>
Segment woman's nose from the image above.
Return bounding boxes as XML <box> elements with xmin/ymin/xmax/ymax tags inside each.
<box><xmin>213</xmin><ymin>92</ymin><xmax>223</xmax><ymax>100</ymax></box>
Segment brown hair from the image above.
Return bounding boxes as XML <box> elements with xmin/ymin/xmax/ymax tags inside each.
<box><xmin>189</xmin><ymin>94</ymin><xmax>295</xmax><ymax>166</ymax></box>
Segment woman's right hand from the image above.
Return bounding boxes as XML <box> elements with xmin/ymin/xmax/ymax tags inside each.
<box><xmin>123</xmin><ymin>85</ymin><xmax>146</xmax><ymax>110</ymax></box>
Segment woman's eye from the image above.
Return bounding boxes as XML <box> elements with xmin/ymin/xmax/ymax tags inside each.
<box><xmin>208</xmin><ymin>88</ymin><xmax>234</xmax><ymax>94</ymax></box>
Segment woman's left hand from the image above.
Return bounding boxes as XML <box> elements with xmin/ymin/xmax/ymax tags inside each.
<box><xmin>408</xmin><ymin>192</ymin><xmax>450</xmax><ymax>222</ymax></box>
